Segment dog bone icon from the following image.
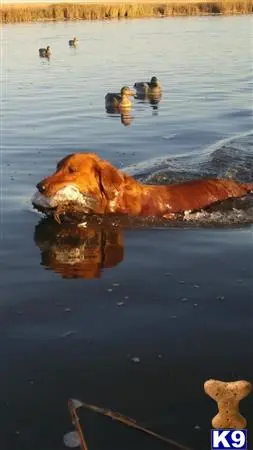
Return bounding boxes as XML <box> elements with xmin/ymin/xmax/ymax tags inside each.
<box><xmin>204</xmin><ymin>379</ymin><xmax>252</xmax><ymax>429</ymax></box>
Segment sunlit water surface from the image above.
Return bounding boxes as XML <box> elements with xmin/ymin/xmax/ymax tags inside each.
<box><xmin>1</xmin><ymin>16</ymin><xmax>253</xmax><ymax>450</ymax></box>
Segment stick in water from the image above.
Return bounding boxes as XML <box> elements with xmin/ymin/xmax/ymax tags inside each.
<box><xmin>67</xmin><ymin>398</ymin><xmax>195</xmax><ymax>450</ymax></box>
<box><xmin>68</xmin><ymin>399</ymin><xmax>89</xmax><ymax>450</ymax></box>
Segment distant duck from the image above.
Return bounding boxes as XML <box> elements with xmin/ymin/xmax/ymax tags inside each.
<box><xmin>69</xmin><ymin>37</ymin><xmax>78</xmax><ymax>47</ymax></box>
<box><xmin>105</xmin><ymin>86</ymin><xmax>135</xmax><ymax>111</ymax></box>
<box><xmin>134</xmin><ymin>76</ymin><xmax>162</xmax><ymax>96</ymax></box>
<box><xmin>39</xmin><ymin>46</ymin><xmax>51</xmax><ymax>58</ymax></box>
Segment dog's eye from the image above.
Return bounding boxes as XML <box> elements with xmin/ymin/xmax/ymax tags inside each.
<box><xmin>68</xmin><ymin>166</ymin><xmax>76</xmax><ymax>174</ymax></box>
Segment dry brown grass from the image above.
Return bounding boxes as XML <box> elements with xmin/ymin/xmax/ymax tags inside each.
<box><xmin>1</xmin><ymin>1</ymin><xmax>252</xmax><ymax>23</ymax></box>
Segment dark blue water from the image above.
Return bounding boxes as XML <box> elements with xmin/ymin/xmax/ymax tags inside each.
<box><xmin>1</xmin><ymin>15</ymin><xmax>253</xmax><ymax>450</ymax></box>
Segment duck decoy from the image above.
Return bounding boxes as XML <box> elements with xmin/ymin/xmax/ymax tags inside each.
<box><xmin>134</xmin><ymin>76</ymin><xmax>162</xmax><ymax>96</ymax></box>
<box><xmin>39</xmin><ymin>46</ymin><xmax>51</xmax><ymax>58</ymax></box>
<box><xmin>69</xmin><ymin>37</ymin><xmax>78</xmax><ymax>47</ymax></box>
<box><xmin>105</xmin><ymin>86</ymin><xmax>135</xmax><ymax>112</ymax></box>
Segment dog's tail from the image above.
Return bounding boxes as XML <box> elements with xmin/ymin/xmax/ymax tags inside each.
<box><xmin>243</xmin><ymin>182</ymin><xmax>253</xmax><ymax>193</ymax></box>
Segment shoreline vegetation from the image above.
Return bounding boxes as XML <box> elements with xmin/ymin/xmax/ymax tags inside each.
<box><xmin>1</xmin><ymin>1</ymin><xmax>252</xmax><ymax>23</ymax></box>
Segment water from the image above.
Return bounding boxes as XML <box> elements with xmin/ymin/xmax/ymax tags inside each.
<box><xmin>1</xmin><ymin>16</ymin><xmax>253</xmax><ymax>450</ymax></box>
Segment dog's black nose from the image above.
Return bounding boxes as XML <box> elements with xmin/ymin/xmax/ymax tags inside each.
<box><xmin>36</xmin><ymin>182</ymin><xmax>46</xmax><ymax>193</ymax></box>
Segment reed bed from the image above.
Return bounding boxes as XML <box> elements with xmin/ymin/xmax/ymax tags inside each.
<box><xmin>1</xmin><ymin>1</ymin><xmax>252</xmax><ymax>24</ymax></box>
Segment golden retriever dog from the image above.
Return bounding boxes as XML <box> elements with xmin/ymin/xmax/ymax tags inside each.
<box><xmin>33</xmin><ymin>152</ymin><xmax>253</xmax><ymax>220</ymax></box>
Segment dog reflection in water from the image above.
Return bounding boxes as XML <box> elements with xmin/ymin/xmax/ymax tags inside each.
<box><xmin>34</xmin><ymin>219</ymin><xmax>124</xmax><ymax>279</ymax></box>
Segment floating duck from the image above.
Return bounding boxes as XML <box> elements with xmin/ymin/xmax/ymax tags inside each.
<box><xmin>69</xmin><ymin>37</ymin><xmax>78</xmax><ymax>47</ymax></box>
<box><xmin>134</xmin><ymin>76</ymin><xmax>162</xmax><ymax>96</ymax></box>
<box><xmin>105</xmin><ymin>86</ymin><xmax>135</xmax><ymax>112</ymax></box>
<box><xmin>39</xmin><ymin>46</ymin><xmax>51</xmax><ymax>58</ymax></box>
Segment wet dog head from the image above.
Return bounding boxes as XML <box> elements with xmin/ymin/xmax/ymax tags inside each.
<box><xmin>32</xmin><ymin>153</ymin><xmax>126</xmax><ymax>214</ymax></box>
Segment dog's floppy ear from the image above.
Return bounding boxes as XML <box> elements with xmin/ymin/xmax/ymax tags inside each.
<box><xmin>96</xmin><ymin>160</ymin><xmax>125</xmax><ymax>201</ymax></box>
